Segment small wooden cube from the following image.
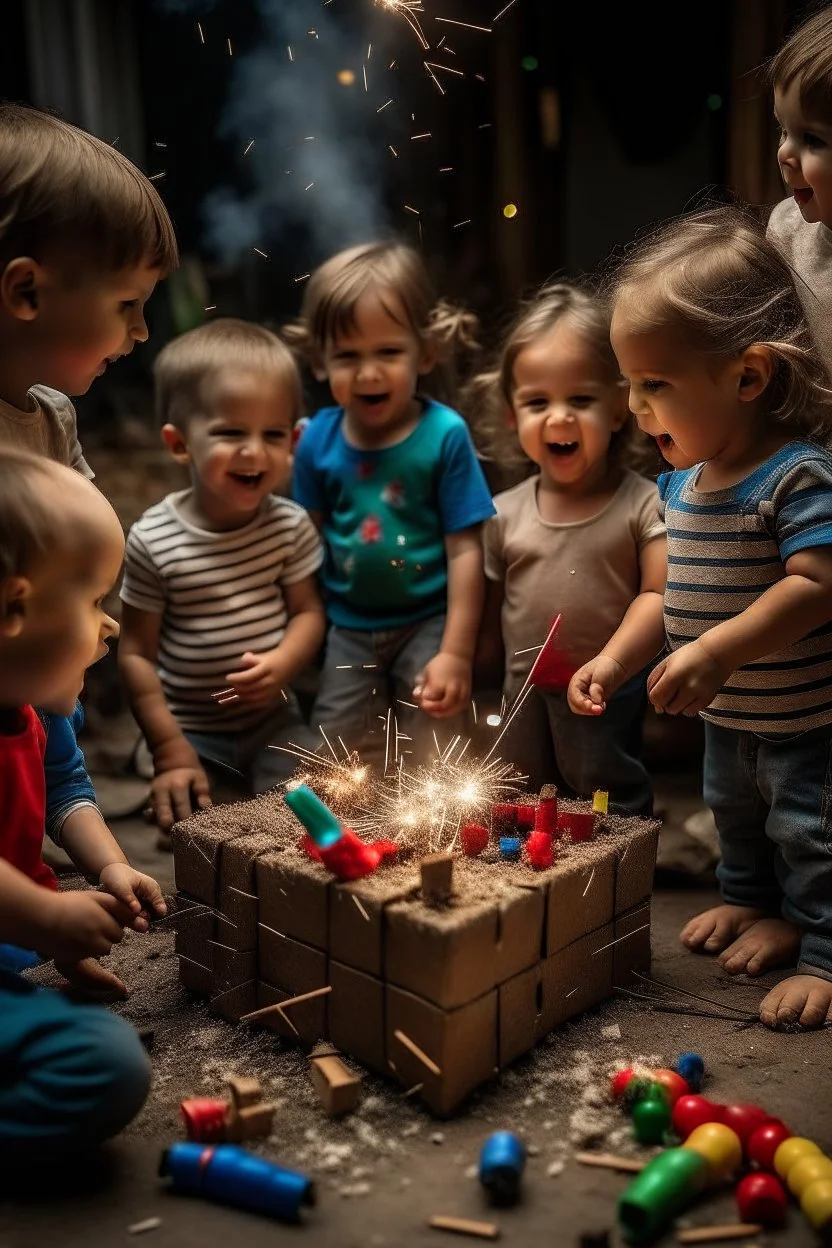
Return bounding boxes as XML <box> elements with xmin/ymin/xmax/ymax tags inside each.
<box><xmin>309</xmin><ymin>1053</ymin><xmax>362</xmax><ymax>1117</ymax></box>
<box><xmin>225</xmin><ymin>1075</ymin><xmax>263</xmax><ymax>1109</ymax></box>
<box><xmin>224</xmin><ymin>1101</ymin><xmax>275</xmax><ymax>1141</ymax></box>
<box><xmin>420</xmin><ymin>853</ymin><xmax>454</xmax><ymax>905</ymax></box>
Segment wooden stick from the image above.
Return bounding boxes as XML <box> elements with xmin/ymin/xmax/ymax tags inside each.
<box><xmin>428</xmin><ymin>1215</ymin><xmax>500</xmax><ymax>1240</ymax></box>
<box><xmin>393</xmin><ymin>1028</ymin><xmax>442</xmax><ymax>1076</ymax></box>
<box><xmin>575</xmin><ymin>1151</ymin><xmax>645</xmax><ymax>1174</ymax></box>
<box><xmin>676</xmin><ymin>1226</ymin><xmax>763</xmax><ymax>1244</ymax></box>
<box><xmin>239</xmin><ymin>984</ymin><xmax>332</xmax><ymax>1023</ymax></box>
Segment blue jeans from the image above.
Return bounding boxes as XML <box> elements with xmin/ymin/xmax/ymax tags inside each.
<box><xmin>0</xmin><ymin>968</ymin><xmax>150</xmax><ymax>1160</ymax></box>
<box><xmin>499</xmin><ymin>672</ymin><xmax>653</xmax><ymax>817</ymax></box>
<box><xmin>184</xmin><ymin>695</ymin><xmax>307</xmax><ymax>793</ymax></box>
<box><xmin>301</xmin><ymin>615</ymin><xmax>467</xmax><ymax>769</ymax></box>
<box><xmin>704</xmin><ymin>719</ymin><xmax>832</xmax><ymax>978</ymax></box>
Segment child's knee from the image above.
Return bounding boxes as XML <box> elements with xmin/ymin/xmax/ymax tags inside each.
<box><xmin>80</xmin><ymin>1010</ymin><xmax>151</xmax><ymax>1140</ymax></box>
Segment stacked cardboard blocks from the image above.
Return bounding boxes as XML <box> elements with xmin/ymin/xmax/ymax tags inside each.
<box><xmin>172</xmin><ymin>789</ymin><xmax>658</xmax><ymax>1116</ymax></box>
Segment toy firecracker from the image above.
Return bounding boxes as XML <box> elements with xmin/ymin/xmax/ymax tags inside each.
<box><xmin>479</xmin><ymin>1131</ymin><xmax>526</xmax><ymax>1205</ymax></box>
<box><xmin>285</xmin><ymin>784</ymin><xmax>396</xmax><ymax>881</ymax></box>
<box><xmin>159</xmin><ymin>1143</ymin><xmax>315</xmax><ymax>1221</ymax></box>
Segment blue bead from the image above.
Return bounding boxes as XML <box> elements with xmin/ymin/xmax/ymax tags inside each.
<box><xmin>479</xmin><ymin>1131</ymin><xmax>526</xmax><ymax>1204</ymax></box>
<box><xmin>499</xmin><ymin>836</ymin><xmax>521</xmax><ymax>860</ymax></box>
<box><xmin>675</xmin><ymin>1052</ymin><xmax>704</xmax><ymax>1093</ymax></box>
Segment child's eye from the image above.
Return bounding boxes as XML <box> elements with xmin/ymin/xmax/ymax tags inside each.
<box><xmin>380</xmin><ymin>347</ymin><xmax>403</xmax><ymax>357</ymax></box>
<box><xmin>641</xmin><ymin>380</ymin><xmax>666</xmax><ymax>393</ymax></box>
<box><xmin>569</xmin><ymin>395</ymin><xmax>596</xmax><ymax>408</ymax></box>
<box><xmin>805</xmin><ymin>131</ymin><xmax>826</xmax><ymax>149</ymax></box>
<box><xmin>121</xmin><ymin>300</ymin><xmax>139</xmax><ymax>310</ymax></box>
<box><xmin>211</xmin><ymin>427</ymin><xmax>242</xmax><ymax>437</ymax></box>
<box><xmin>521</xmin><ymin>397</ymin><xmax>548</xmax><ymax>411</ymax></box>
<box><xmin>265</xmin><ymin>429</ymin><xmax>288</xmax><ymax>441</ymax></box>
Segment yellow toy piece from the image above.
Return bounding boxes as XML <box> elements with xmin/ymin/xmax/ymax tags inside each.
<box><xmin>683</xmin><ymin>1122</ymin><xmax>742</xmax><ymax>1183</ymax></box>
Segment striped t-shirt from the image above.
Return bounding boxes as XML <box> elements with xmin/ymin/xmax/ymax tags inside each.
<box><xmin>659</xmin><ymin>441</ymin><xmax>832</xmax><ymax>735</ymax></box>
<box><xmin>120</xmin><ymin>491</ymin><xmax>323</xmax><ymax>732</ymax></box>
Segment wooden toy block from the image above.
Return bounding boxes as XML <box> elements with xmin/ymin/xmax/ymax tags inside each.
<box><xmin>178</xmin><ymin>955</ymin><xmax>214</xmax><ymax>996</ymax></box>
<box><xmin>258</xmin><ymin>926</ymin><xmax>327</xmax><ymax>998</ymax></box>
<box><xmin>328</xmin><ymin>961</ymin><xmax>386</xmax><ymax>1073</ymax></box>
<box><xmin>171</xmin><ymin>819</ymin><xmax>245</xmax><ymax>907</ymax></box>
<box><xmin>173</xmin><ymin>891</ymin><xmax>215</xmax><ymax>968</ymax></box>
<box><xmin>210</xmin><ymin>947</ymin><xmax>257</xmax><ymax>1022</ymax></box>
<box><xmin>225</xmin><ymin>1075</ymin><xmax>262</xmax><ymax>1108</ymax></box>
<box><xmin>614</xmin><ymin>822</ymin><xmax>659</xmax><ymax>914</ymax></box>
<box><xmin>309</xmin><ymin>1052</ymin><xmax>362</xmax><ymax>1117</ymax></box>
<box><xmin>498</xmin><ymin>962</ymin><xmax>543</xmax><ymax>1069</ymax></box>
<box><xmin>540</xmin><ymin>922</ymin><xmax>614</xmax><ymax>1033</ymax></box>
<box><xmin>545</xmin><ymin>849</ymin><xmax>615</xmax><ymax>956</ymax></box>
<box><xmin>612</xmin><ymin>901</ymin><xmax>651</xmax><ymax>988</ymax></box>
<box><xmin>256</xmin><ymin>849</ymin><xmax>331</xmax><ymax>949</ymax></box>
<box><xmin>386</xmin><ymin>984</ymin><xmax>498</xmax><ymax>1117</ymax></box>
<box><xmin>420</xmin><ymin>853</ymin><xmax>454</xmax><ymax>904</ymax></box>
<box><xmin>328</xmin><ymin>866</ymin><xmax>419</xmax><ymax>977</ymax></box>
<box><xmin>215</xmin><ymin>831</ymin><xmax>269</xmax><ymax>951</ymax></box>
<box><xmin>494</xmin><ymin>885</ymin><xmax>545</xmax><ymax>982</ymax></box>
<box><xmin>255</xmin><ymin>980</ymin><xmax>327</xmax><ymax>1045</ymax></box>
<box><xmin>385</xmin><ymin>895</ymin><xmax>499</xmax><ymax>1009</ymax></box>
<box><xmin>212</xmin><ymin>980</ymin><xmax>257</xmax><ymax>1024</ymax></box>
<box><xmin>224</xmin><ymin>1101</ymin><xmax>275</xmax><ymax>1141</ymax></box>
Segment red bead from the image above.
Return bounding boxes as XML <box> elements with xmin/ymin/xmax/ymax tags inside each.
<box><xmin>525</xmin><ymin>831</ymin><xmax>555</xmax><ymax>870</ymax></box>
<box><xmin>671</xmin><ymin>1094</ymin><xmax>725</xmax><ymax>1139</ymax></box>
<box><xmin>461</xmin><ymin>823</ymin><xmax>489</xmax><ymax>856</ymax></box>
<box><xmin>747</xmin><ymin>1120</ymin><xmax>793</xmax><ymax>1171</ymax></box>
<box><xmin>721</xmin><ymin>1103</ymin><xmax>772</xmax><ymax>1147</ymax></box>
<box><xmin>515</xmin><ymin>803</ymin><xmax>537</xmax><ymax>830</ymax></box>
<box><xmin>651</xmin><ymin>1068</ymin><xmax>690</xmax><ymax>1105</ymax></box>
<box><xmin>611</xmin><ymin>1068</ymin><xmax>636</xmax><ymax>1101</ymax></box>
<box><xmin>180</xmin><ymin>1097</ymin><xmax>229</xmax><ymax>1142</ymax></box>
<box><xmin>735</xmin><ymin>1172</ymin><xmax>788</xmax><ymax>1226</ymax></box>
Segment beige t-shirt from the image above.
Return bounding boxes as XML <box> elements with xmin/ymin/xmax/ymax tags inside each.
<box><xmin>767</xmin><ymin>196</ymin><xmax>832</xmax><ymax>380</ymax></box>
<box><xmin>483</xmin><ymin>469</ymin><xmax>665</xmax><ymax>688</ymax></box>
<box><xmin>0</xmin><ymin>385</ymin><xmax>93</xmax><ymax>478</ymax></box>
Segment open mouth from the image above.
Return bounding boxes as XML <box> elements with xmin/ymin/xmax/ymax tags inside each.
<box><xmin>794</xmin><ymin>187</ymin><xmax>814</xmax><ymax>206</ymax></box>
<box><xmin>229</xmin><ymin>471</ymin><xmax>265</xmax><ymax>489</ymax></box>
<box><xmin>546</xmin><ymin>441</ymin><xmax>579</xmax><ymax>457</ymax></box>
<box><xmin>356</xmin><ymin>393</ymin><xmax>389</xmax><ymax>407</ymax></box>
<box><xmin>655</xmin><ymin>433</ymin><xmax>675</xmax><ymax>455</ymax></box>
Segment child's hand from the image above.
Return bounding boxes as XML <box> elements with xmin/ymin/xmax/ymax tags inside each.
<box><xmin>221</xmin><ymin>651</ymin><xmax>288</xmax><ymax>708</ymax></box>
<box><xmin>413</xmin><ymin>652</ymin><xmax>471</xmax><ymax>718</ymax></box>
<box><xmin>54</xmin><ymin>956</ymin><xmax>128</xmax><ymax>1001</ymax></box>
<box><xmin>567</xmin><ymin>656</ymin><xmax>626</xmax><ymax>715</ymax></box>
<box><xmin>38</xmin><ymin>890</ymin><xmax>134</xmax><ymax>965</ymax></box>
<box><xmin>150</xmin><ymin>764</ymin><xmax>212</xmax><ymax>831</ymax></box>
<box><xmin>647</xmin><ymin>640</ymin><xmax>726</xmax><ymax>715</ymax></box>
<box><xmin>99</xmin><ymin>863</ymin><xmax>168</xmax><ymax>929</ymax></box>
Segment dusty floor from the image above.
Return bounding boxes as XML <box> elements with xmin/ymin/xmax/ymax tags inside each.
<box><xmin>0</xmin><ymin>756</ymin><xmax>829</xmax><ymax>1248</ymax></box>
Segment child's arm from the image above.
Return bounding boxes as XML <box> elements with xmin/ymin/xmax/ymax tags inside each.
<box><xmin>568</xmin><ymin>535</ymin><xmax>667</xmax><ymax>715</ymax></box>
<box><xmin>474</xmin><ymin>576</ymin><xmax>506</xmax><ymax>688</ymax></box>
<box><xmin>59</xmin><ymin>807</ymin><xmax>167</xmax><ymax>924</ymax></box>
<box><xmin>649</xmin><ymin>545</ymin><xmax>832</xmax><ymax>715</ymax></box>
<box><xmin>222</xmin><ymin>574</ymin><xmax>327</xmax><ymax>706</ymax></box>
<box><xmin>118</xmin><ymin>603</ymin><xmax>212</xmax><ymax>831</ymax></box>
<box><xmin>413</xmin><ymin>526</ymin><xmax>485</xmax><ymax>718</ymax></box>
<box><xmin>0</xmin><ymin>858</ymin><xmax>135</xmax><ymax>963</ymax></box>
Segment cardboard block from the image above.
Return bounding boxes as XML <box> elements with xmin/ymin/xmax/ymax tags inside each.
<box><xmin>613</xmin><ymin>901</ymin><xmax>651</xmax><ymax>988</ymax></box>
<box><xmin>210</xmin><ymin>946</ymin><xmax>257</xmax><ymax>1022</ymax></box>
<box><xmin>225</xmin><ymin>1102</ymin><xmax>275</xmax><ymax>1141</ymax></box>
<box><xmin>309</xmin><ymin>1053</ymin><xmax>362</xmax><ymax>1117</ymax></box>
<box><xmin>225</xmin><ymin>1076</ymin><xmax>262</xmax><ymax>1108</ymax></box>
<box><xmin>174</xmin><ymin>891</ymin><xmax>215</xmax><ymax>969</ymax></box>
<box><xmin>212</xmin><ymin>980</ymin><xmax>257</xmax><ymax>1024</ymax></box>
<box><xmin>539</xmin><ymin>922</ymin><xmax>614</xmax><ymax>1034</ymax></box>
<box><xmin>328</xmin><ymin>961</ymin><xmax>386</xmax><ymax>1074</ymax></box>
<box><xmin>545</xmin><ymin>849</ymin><xmax>615</xmax><ymax>956</ymax></box>
<box><xmin>216</xmin><ymin>831</ymin><xmax>270</xmax><ymax>950</ymax></box>
<box><xmin>614</xmin><ymin>823</ymin><xmax>659</xmax><ymax>914</ymax></box>
<box><xmin>494</xmin><ymin>885</ymin><xmax>546</xmax><ymax>983</ymax></box>
<box><xmin>171</xmin><ymin>817</ymin><xmax>248</xmax><ymax>907</ymax></box>
<box><xmin>329</xmin><ymin>869</ymin><xmax>418</xmax><ymax>976</ymax></box>
<box><xmin>386</xmin><ymin>984</ymin><xmax>498</xmax><ymax>1117</ymax></box>
<box><xmin>258</xmin><ymin>925</ymin><xmax>327</xmax><ymax>997</ymax></box>
<box><xmin>256</xmin><ymin>849</ymin><xmax>330</xmax><ymax>949</ymax></box>
<box><xmin>498</xmin><ymin>962</ymin><xmax>543</xmax><ymax>1069</ymax></box>
<box><xmin>178</xmin><ymin>955</ymin><xmax>213</xmax><ymax>997</ymax></box>
<box><xmin>385</xmin><ymin>896</ymin><xmax>498</xmax><ymax>1009</ymax></box>
<box><xmin>255</xmin><ymin>980</ymin><xmax>327</xmax><ymax>1046</ymax></box>
<box><xmin>420</xmin><ymin>853</ymin><xmax>454</xmax><ymax>904</ymax></box>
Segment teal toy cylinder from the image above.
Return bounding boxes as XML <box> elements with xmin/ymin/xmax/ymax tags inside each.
<box><xmin>284</xmin><ymin>784</ymin><xmax>343</xmax><ymax>848</ymax></box>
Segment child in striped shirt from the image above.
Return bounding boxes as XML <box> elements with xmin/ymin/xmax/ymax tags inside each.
<box><xmin>610</xmin><ymin>204</ymin><xmax>832</xmax><ymax>1031</ymax></box>
<box><xmin>119</xmin><ymin>318</ymin><xmax>326</xmax><ymax>835</ymax></box>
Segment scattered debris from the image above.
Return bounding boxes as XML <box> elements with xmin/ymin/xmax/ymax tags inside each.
<box><xmin>310</xmin><ymin>1049</ymin><xmax>362</xmax><ymax>1117</ymax></box>
<box><xmin>428</xmin><ymin>1214</ymin><xmax>500</xmax><ymax>1239</ymax></box>
<box><xmin>676</xmin><ymin>1227</ymin><xmax>763</xmax><ymax>1245</ymax></box>
<box><xmin>601</xmin><ymin>1023</ymin><xmax>621</xmax><ymax>1040</ymax></box>
<box><xmin>576</xmin><ymin>1151</ymin><xmax>645</xmax><ymax>1174</ymax></box>
<box><xmin>128</xmin><ymin>1217</ymin><xmax>162</xmax><ymax>1235</ymax></box>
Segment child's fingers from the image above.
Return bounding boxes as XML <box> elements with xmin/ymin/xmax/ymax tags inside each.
<box><xmin>135</xmin><ymin>876</ymin><xmax>168</xmax><ymax>917</ymax></box>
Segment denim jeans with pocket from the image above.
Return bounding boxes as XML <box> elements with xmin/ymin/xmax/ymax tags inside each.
<box><xmin>704</xmin><ymin>719</ymin><xmax>832</xmax><ymax>978</ymax></box>
<box><xmin>184</xmin><ymin>693</ymin><xmax>307</xmax><ymax>793</ymax></box>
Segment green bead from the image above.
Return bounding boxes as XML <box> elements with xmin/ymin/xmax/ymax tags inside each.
<box><xmin>623</xmin><ymin>1077</ymin><xmax>652</xmax><ymax>1110</ymax></box>
<box><xmin>618</xmin><ymin>1147</ymin><xmax>709</xmax><ymax>1243</ymax></box>
<box><xmin>633</xmin><ymin>1097</ymin><xmax>672</xmax><ymax>1145</ymax></box>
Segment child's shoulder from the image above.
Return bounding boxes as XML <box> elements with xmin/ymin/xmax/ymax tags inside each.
<box><xmin>128</xmin><ymin>491</ymin><xmax>184</xmax><ymax>537</ymax></box>
<box><xmin>491</xmin><ymin>472</ymin><xmax>537</xmax><ymax>514</ymax></box>
<box><xmin>262</xmin><ymin>492</ymin><xmax>318</xmax><ymax>526</ymax></box>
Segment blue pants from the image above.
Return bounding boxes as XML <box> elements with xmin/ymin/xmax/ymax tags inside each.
<box><xmin>499</xmin><ymin>672</ymin><xmax>653</xmax><ymax>817</ymax></box>
<box><xmin>184</xmin><ymin>694</ymin><xmax>307</xmax><ymax>793</ymax></box>
<box><xmin>0</xmin><ymin>968</ymin><xmax>151</xmax><ymax>1160</ymax></box>
<box><xmin>301</xmin><ymin>615</ymin><xmax>467</xmax><ymax>768</ymax></box>
<box><xmin>704</xmin><ymin>719</ymin><xmax>832</xmax><ymax>978</ymax></box>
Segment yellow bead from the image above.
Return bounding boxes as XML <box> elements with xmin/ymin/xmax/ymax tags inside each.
<box><xmin>774</xmin><ymin>1136</ymin><xmax>823</xmax><ymax>1180</ymax></box>
<box><xmin>801</xmin><ymin>1177</ymin><xmax>832</xmax><ymax>1230</ymax></box>
<box><xmin>684</xmin><ymin>1122</ymin><xmax>742</xmax><ymax>1183</ymax></box>
<box><xmin>787</xmin><ymin>1154</ymin><xmax>832</xmax><ymax>1199</ymax></box>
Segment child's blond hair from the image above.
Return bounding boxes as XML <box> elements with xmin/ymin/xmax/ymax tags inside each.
<box><xmin>0</xmin><ymin>449</ymin><xmax>66</xmax><ymax>581</ymax></box>
<box><xmin>285</xmin><ymin>239</ymin><xmax>479</xmax><ymax>406</ymax></box>
<box><xmin>153</xmin><ymin>317</ymin><xmax>303</xmax><ymax>429</ymax></box>
<box><xmin>608</xmin><ymin>204</ymin><xmax>832</xmax><ymax>440</ymax></box>
<box><xmin>0</xmin><ymin>101</ymin><xmax>178</xmax><ymax>275</ymax></box>
<box><xmin>766</xmin><ymin>4</ymin><xmax>832</xmax><ymax>122</ymax></box>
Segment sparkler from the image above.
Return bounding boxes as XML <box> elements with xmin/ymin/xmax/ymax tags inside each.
<box><xmin>374</xmin><ymin>0</ymin><xmax>429</xmax><ymax>51</ymax></box>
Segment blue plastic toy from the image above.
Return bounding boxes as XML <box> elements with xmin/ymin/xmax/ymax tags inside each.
<box><xmin>479</xmin><ymin>1130</ymin><xmax>526</xmax><ymax>1204</ymax></box>
<box><xmin>159</xmin><ymin>1143</ymin><xmax>315</xmax><ymax>1221</ymax></box>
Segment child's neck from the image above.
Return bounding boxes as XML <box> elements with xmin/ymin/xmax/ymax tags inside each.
<box><xmin>697</xmin><ymin>424</ymin><xmax>795</xmax><ymax>491</ymax></box>
<box><xmin>341</xmin><ymin>396</ymin><xmax>423</xmax><ymax>451</ymax></box>
<box><xmin>535</xmin><ymin>458</ymin><xmax>622</xmax><ymax>524</ymax></box>
<box><xmin>178</xmin><ymin>486</ymin><xmax>264</xmax><ymax>533</ymax></box>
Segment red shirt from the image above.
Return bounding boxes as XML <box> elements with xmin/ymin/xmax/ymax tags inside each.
<box><xmin>0</xmin><ymin>705</ymin><xmax>57</xmax><ymax>891</ymax></box>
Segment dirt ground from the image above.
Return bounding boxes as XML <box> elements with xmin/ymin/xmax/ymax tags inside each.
<box><xmin>0</xmin><ymin>760</ymin><xmax>828</xmax><ymax>1248</ymax></box>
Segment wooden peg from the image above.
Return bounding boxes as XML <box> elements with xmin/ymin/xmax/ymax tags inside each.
<box><xmin>309</xmin><ymin>1052</ymin><xmax>362</xmax><ymax>1117</ymax></box>
<box><xmin>428</xmin><ymin>1214</ymin><xmax>500</xmax><ymax>1239</ymax></box>
<box><xmin>676</xmin><ymin>1227</ymin><xmax>763</xmax><ymax>1245</ymax></box>
<box><xmin>225</xmin><ymin>1075</ymin><xmax>262</xmax><ymax>1109</ymax></box>
<box><xmin>420</xmin><ymin>852</ymin><xmax>454</xmax><ymax>904</ymax></box>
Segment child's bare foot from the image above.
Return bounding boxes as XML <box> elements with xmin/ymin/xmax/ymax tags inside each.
<box><xmin>718</xmin><ymin>918</ymin><xmax>801</xmax><ymax>976</ymax></box>
<box><xmin>760</xmin><ymin>973</ymin><xmax>832</xmax><ymax>1030</ymax></box>
<box><xmin>680</xmin><ymin>904</ymin><xmax>766</xmax><ymax>955</ymax></box>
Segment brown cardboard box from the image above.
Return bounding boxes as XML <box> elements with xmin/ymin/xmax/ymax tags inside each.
<box><xmin>258</xmin><ymin>926</ymin><xmax>327</xmax><ymax>997</ymax></box>
<box><xmin>498</xmin><ymin>962</ymin><xmax>543</xmax><ymax>1069</ymax></box>
<box><xmin>215</xmin><ymin>831</ymin><xmax>271</xmax><ymax>950</ymax></box>
<box><xmin>328</xmin><ymin>868</ymin><xmax>418</xmax><ymax>976</ymax></box>
<box><xmin>540</xmin><ymin>922</ymin><xmax>614</xmax><ymax>1033</ymax></box>
<box><xmin>255</xmin><ymin>980</ymin><xmax>328</xmax><ymax>1046</ymax></box>
<box><xmin>172</xmin><ymin>819</ymin><xmax>246</xmax><ymax>907</ymax></box>
<box><xmin>256</xmin><ymin>849</ymin><xmax>330</xmax><ymax>949</ymax></box>
<box><xmin>614</xmin><ymin>824</ymin><xmax>659</xmax><ymax>914</ymax></box>
<box><xmin>385</xmin><ymin>895</ymin><xmax>499</xmax><ymax>1009</ymax></box>
<box><xmin>613</xmin><ymin>901</ymin><xmax>651</xmax><ymax>988</ymax></box>
<box><xmin>174</xmin><ymin>891</ymin><xmax>215</xmax><ymax>969</ymax></box>
<box><xmin>545</xmin><ymin>848</ymin><xmax>615</xmax><ymax>957</ymax></box>
<box><xmin>495</xmin><ymin>885</ymin><xmax>546</xmax><ymax>981</ymax></box>
<box><xmin>178</xmin><ymin>955</ymin><xmax>214</xmax><ymax>996</ymax></box>
<box><xmin>328</xmin><ymin>961</ymin><xmax>386</xmax><ymax>1074</ymax></box>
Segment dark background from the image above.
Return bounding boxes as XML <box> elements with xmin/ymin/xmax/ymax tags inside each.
<box><xmin>0</xmin><ymin>0</ymin><xmax>818</xmax><ymax>436</ymax></box>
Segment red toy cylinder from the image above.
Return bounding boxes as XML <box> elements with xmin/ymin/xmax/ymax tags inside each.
<box><xmin>461</xmin><ymin>823</ymin><xmax>489</xmax><ymax>856</ymax></box>
<box><xmin>560</xmin><ymin>811</ymin><xmax>595</xmax><ymax>842</ymax></box>
<box><xmin>180</xmin><ymin>1097</ymin><xmax>229</xmax><ymax>1142</ymax></box>
<box><xmin>491</xmin><ymin>803</ymin><xmax>517</xmax><ymax>837</ymax></box>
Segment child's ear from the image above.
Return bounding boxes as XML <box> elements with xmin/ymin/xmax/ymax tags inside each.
<box><xmin>505</xmin><ymin>403</ymin><xmax>518</xmax><ymax>431</ymax></box>
<box><xmin>161</xmin><ymin>424</ymin><xmax>191</xmax><ymax>464</ymax></box>
<box><xmin>0</xmin><ymin>576</ymin><xmax>30</xmax><ymax>638</ymax></box>
<box><xmin>0</xmin><ymin>258</ymin><xmax>44</xmax><ymax>322</ymax></box>
<box><xmin>737</xmin><ymin>345</ymin><xmax>773</xmax><ymax>401</ymax></box>
<box><xmin>610</xmin><ymin>382</ymin><xmax>630</xmax><ymax>433</ymax></box>
<box><xmin>418</xmin><ymin>340</ymin><xmax>438</xmax><ymax>376</ymax></box>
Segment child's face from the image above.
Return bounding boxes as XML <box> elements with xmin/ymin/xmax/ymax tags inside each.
<box><xmin>775</xmin><ymin>81</ymin><xmax>832</xmax><ymax>229</ymax></box>
<box><xmin>510</xmin><ymin>319</ymin><xmax>627</xmax><ymax>492</ymax></box>
<box><xmin>611</xmin><ymin>307</ymin><xmax>748</xmax><ymax>470</ymax></box>
<box><xmin>12</xmin><ymin>258</ymin><xmax>160</xmax><ymax>397</ymax></box>
<box><xmin>163</xmin><ymin>366</ymin><xmax>295</xmax><ymax>528</ymax></box>
<box><xmin>1</xmin><ymin>477</ymin><xmax>124</xmax><ymax>716</ymax></box>
<box><xmin>322</xmin><ymin>290</ymin><xmax>433</xmax><ymax>444</ymax></box>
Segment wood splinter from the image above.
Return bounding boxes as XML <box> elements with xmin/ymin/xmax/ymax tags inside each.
<box><xmin>676</xmin><ymin>1226</ymin><xmax>763</xmax><ymax>1245</ymax></box>
<box><xmin>393</xmin><ymin>1028</ymin><xmax>442</xmax><ymax>1077</ymax></box>
<box><xmin>239</xmin><ymin>984</ymin><xmax>332</xmax><ymax>1024</ymax></box>
<box><xmin>309</xmin><ymin>1050</ymin><xmax>362</xmax><ymax>1117</ymax></box>
<box><xmin>575</xmin><ymin>1151</ymin><xmax>645</xmax><ymax>1174</ymax></box>
<box><xmin>420</xmin><ymin>852</ymin><xmax>454</xmax><ymax>904</ymax></box>
<box><xmin>428</xmin><ymin>1214</ymin><xmax>500</xmax><ymax>1240</ymax></box>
